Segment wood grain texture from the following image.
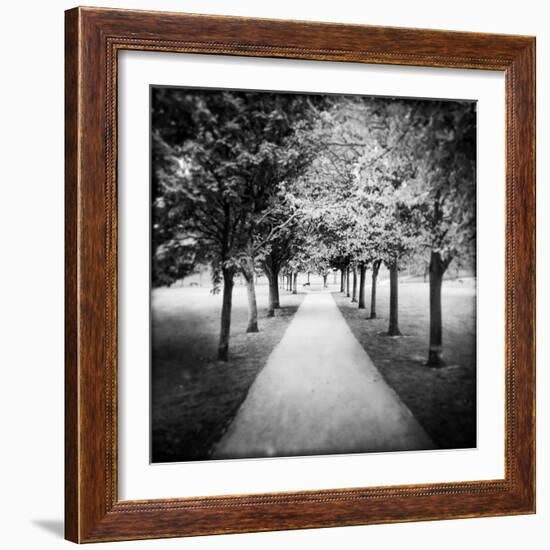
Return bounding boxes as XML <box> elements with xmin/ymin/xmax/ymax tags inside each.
<box><xmin>64</xmin><ymin>7</ymin><xmax>79</xmax><ymax>543</ymax></box>
<box><xmin>64</xmin><ymin>6</ymin><xmax>536</xmax><ymax>543</ymax></box>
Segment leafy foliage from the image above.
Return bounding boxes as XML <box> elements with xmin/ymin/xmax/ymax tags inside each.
<box><xmin>152</xmin><ymin>88</ymin><xmax>476</xmax><ymax>361</ymax></box>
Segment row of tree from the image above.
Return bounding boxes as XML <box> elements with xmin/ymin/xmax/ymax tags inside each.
<box><xmin>152</xmin><ymin>88</ymin><xmax>475</xmax><ymax>366</ymax></box>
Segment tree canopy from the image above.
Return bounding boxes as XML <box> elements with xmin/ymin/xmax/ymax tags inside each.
<box><xmin>152</xmin><ymin>88</ymin><xmax>476</xmax><ymax>364</ymax></box>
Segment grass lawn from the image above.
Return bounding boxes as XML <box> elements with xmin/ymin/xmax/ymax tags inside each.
<box><xmin>151</xmin><ymin>282</ymin><xmax>305</xmax><ymax>462</ymax></box>
<box><xmin>334</xmin><ymin>279</ymin><xmax>476</xmax><ymax>450</ymax></box>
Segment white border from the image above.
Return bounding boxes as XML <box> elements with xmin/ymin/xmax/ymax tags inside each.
<box><xmin>118</xmin><ymin>51</ymin><xmax>505</xmax><ymax>500</ymax></box>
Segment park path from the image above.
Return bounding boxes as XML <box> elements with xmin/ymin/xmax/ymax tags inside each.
<box><xmin>212</xmin><ymin>291</ymin><xmax>435</xmax><ymax>459</ymax></box>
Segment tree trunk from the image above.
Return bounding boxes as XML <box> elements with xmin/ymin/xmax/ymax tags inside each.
<box><xmin>388</xmin><ymin>262</ymin><xmax>401</xmax><ymax>336</ymax></box>
<box><xmin>266</xmin><ymin>268</ymin><xmax>280</xmax><ymax>318</ymax></box>
<box><xmin>272</xmin><ymin>269</ymin><xmax>280</xmax><ymax>308</ymax></box>
<box><xmin>307</xmin><ymin>272</ymin><xmax>311</xmax><ymax>284</ymax></box>
<box><xmin>351</xmin><ymin>268</ymin><xmax>358</xmax><ymax>302</ymax></box>
<box><xmin>358</xmin><ymin>264</ymin><xmax>366</xmax><ymax>309</ymax></box>
<box><xmin>340</xmin><ymin>269</ymin><xmax>345</xmax><ymax>292</ymax></box>
<box><xmin>292</xmin><ymin>272</ymin><xmax>298</xmax><ymax>294</ymax></box>
<box><xmin>323</xmin><ymin>273</ymin><xmax>328</xmax><ymax>288</ymax></box>
<box><xmin>345</xmin><ymin>268</ymin><xmax>350</xmax><ymax>297</ymax></box>
<box><xmin>369</xmin><ymin>260</ymin><xmax>381</xmax><ymax>319</ymax></box>
<box><xmin>242</xmin><ymin>262</ymin><xmax>259</xmax><ymax>333</ymax></box>
<box><xmin>218</xmin><ymin>269</ymin><xmax>234</xmax><ymax>361</ymax></box>
<box><xmin>427</xmin><ymin>250</ymin><xmax>447</xmax><ymax>367</ymax></box>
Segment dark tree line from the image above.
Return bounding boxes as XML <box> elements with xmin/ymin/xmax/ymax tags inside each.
<box><xmin>152</xmin><ymin>89</ymin><xmax>476</xmax><ymax>366</ymax></box>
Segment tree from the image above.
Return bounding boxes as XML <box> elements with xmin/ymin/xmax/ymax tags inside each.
<box><xmin>292</xmin><ymin>95</ymin><xmax>368</xmax><ymax>295</ymax></box>
<box><xmin>262</xmin><ymin>235</ymin><xmax>291</xmax><ymax>315</ymax></box>
<box><xmin>239</xmin><ymin>95</ymin><xmax>329</xmax><ymax>323</ymax></box>
<box><xmin>151</xmin><ymin>90</ymin><xmax>253</xmax><ymax>360</ymax></box>
<box><xmin>231</xmin><ymin>96</ymin><xmax>324</xmax><ymax>333</ymax></box>
<box><xmin>351</xmin><ymin>267</ymin><xmax>358</xmax><ymax>302</ymax></box>
<box><xmin>152</xmin><ymin>89</ymin><xmax>322</xmax><ymax>359</ymax></box>
<box><xmin>240</xmin><ymin>247</ymin><xmax>259</xmax><ymax>333</ymax></box>
<box><xmin>153</xmin><ymin>89</ymin><xmax>476</xmax><ymax>365</ymax></box>
<box><xmin>353</xmin><ymin>99</ymin><xmax>424</xmax><ymax>334</ymax></box>
<box><xmin>379</xmin><ymin>203</ymin><xmax>418</xmax><ymax>337</ymax></box>
<box><xmin>410</xmin><ymin>101</ymin><xmax>476</xmax><ymax>366</ymax></box>
<box><xmin>368</xmin><ymin>260</ymin><xmax>381</xmax><ymax>318</ymax></box>
<box><xmin>358</xmin><ymin>264</ymin><xmax>367</xmax><ymax>309</ymax></box>
<box><xmin>310</xmin><ymin>95</ymin><xmax>418</xmax><ymax>328</ymax></box>
<box><xmin>261</xmin><ymin>210</ymin><xmax>305</xmax><ymax>316</ymax></box>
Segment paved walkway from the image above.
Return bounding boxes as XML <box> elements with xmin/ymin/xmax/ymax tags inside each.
<box><xmin>212</xmin><ymin>291</ymin><xmax>435</xmax><ymax>459</ymax></box>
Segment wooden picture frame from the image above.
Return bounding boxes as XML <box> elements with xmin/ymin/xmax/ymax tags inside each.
<box><xmin>65</xmin><ymin>6</ymin><xmax>536</xmax><ymax>543</ymax></box>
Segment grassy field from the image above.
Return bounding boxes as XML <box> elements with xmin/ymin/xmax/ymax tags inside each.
<box><xmin>334</xmin><ymin>279</ymin><xmax>476</xmax><ymax>450</ymax></box>
<box><xmin>151</xmin><ymin>282</ymin><xmax>305</xmax><ymax>462</ymax></box>
<box><xmin>152</xmin><ymin>275</ymin><xmax>476</xmax><ymax>461</ymax></box>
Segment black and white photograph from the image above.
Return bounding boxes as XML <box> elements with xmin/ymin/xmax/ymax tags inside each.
<box><xmin>150</xmin><ymin>86</ymin><xmax>477</xmax><ymax>463</ymax></box>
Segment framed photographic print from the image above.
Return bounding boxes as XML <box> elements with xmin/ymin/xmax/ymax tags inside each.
<box><xmin>65</xmin><ymin>6</ymin><xmax>536</xmax><ymax>543</ymax></box>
